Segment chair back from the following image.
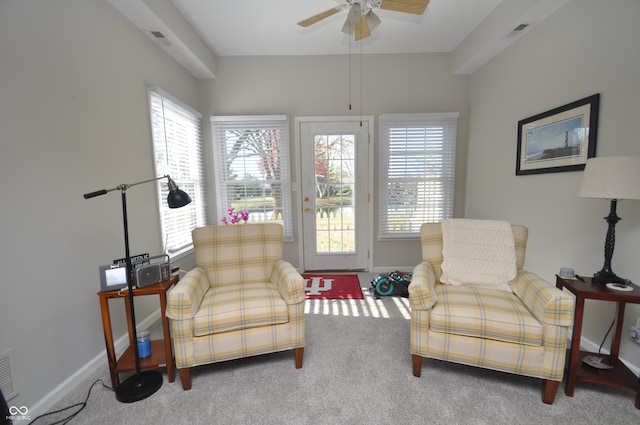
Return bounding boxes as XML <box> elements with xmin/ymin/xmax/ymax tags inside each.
<box><xmin>420</xmin><ymin>222</ymin><xmax>528</xmax><ymax>283</ymax></box>
<box><xmin>192</xmin><ymin>223</ymin><xmax>284</xmax><ymax>288</ymax></box>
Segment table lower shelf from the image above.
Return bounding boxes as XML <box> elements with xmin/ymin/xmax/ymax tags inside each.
<box><xmin>572</xmin><ymin>350</ymin><xmax>639</xmax><ymax>391</ymax></box>
<box><xmin>114</xmin><ymin>339</ymin><xmax>170</xmax><ymax>375</ymax></box>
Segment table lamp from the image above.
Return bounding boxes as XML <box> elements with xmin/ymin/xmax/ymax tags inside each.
<box><xmin>84</xmin><ymin>175</ymin><xmax>191</xmax><ymax>402</ymax></box>
<box><xmin>578</xmin><ymin>156</ymin><xmax>640</xmax><ymax>284</ymax></box>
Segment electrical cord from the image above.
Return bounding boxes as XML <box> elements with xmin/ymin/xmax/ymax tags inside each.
<box><xmin>29</xmin><ymin>379</ymin><xmax>113</xmax><ymax>425</ymax></box>
<box><xmin>598</xmin><ymin>318</ymin><xmax>615</xmax><ymax>354</ymax></box>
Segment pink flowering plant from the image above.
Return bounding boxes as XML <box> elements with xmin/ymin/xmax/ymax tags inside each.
<box><xmin>221</xmin><ymin>207</ymin><xmax>250</xmax><ymax>225</ymax></box>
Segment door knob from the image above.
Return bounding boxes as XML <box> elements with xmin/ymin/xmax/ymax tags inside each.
<box><xmin>304</xmin><ymin>207</ymin><xmax>310</xmax><ymax>212</ymax></box>
<box><xmin>304</xmin><ymin>196</ymin><xmax>309</xmax><ymax>202</ymax></box>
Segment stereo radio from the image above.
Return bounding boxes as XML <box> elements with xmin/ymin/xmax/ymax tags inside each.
<box><xmin>136</xmin><ymin>254</ymin><xmax>171</xmax><ymax>288</ymax></box>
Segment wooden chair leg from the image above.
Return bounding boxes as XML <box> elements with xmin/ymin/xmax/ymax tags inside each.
<box><xmin>178</xmin><ymin>368</ymin><xmax>192</xmax><ymax>391</ymax></box>
<box><xmin>412</xmin><ymin>354</ymin><xmax>422</xmax><ymax>377</ymax></box>
<box><xmin>542</xmin><ymin>379</ymin><xmax>559</xmax><ymax>404</ymax></box>
<box><xmin>294</xmin><ymin>347</ymin><xmax>304</xmax><ymax>369</ymax></box>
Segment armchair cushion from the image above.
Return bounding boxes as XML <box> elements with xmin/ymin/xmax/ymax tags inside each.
<box><xmin>193</xmin><ymin>282</ymin><xmax>289</xmax><ymax>336</ymax></box>
<box><xmin>430</xmin><ymin>285</ymin><xmax>543</xmax><ymax>346</ymax></box>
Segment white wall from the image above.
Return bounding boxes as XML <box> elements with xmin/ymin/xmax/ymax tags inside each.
<box><xmin>199</xmin><ymin>53</ymin><xmax>470</xmax><ymax>269</ymax></box>
<box><xmin>466</xmin><ymin>0</ymin><xmax>640</xmax><ymax>369</ymax></box>
<box><xmin>0</xmin><ymin>0</ymin><xmax>199</xmax><ymax>411</ymax></box>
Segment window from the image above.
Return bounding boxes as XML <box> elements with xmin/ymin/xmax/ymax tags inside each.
<box><xmin>211</xmin><ymin>115</ymin><xmax>293</xmax><ymax>239</ymax></box>
<box><xmin>148</xmin><ymin>86</ymin><xmax>207</xmax><ymax>257</ymax></box>
<box><xmin>379</xmin><ymin>113</ymin><xmax>459</xmax><ymax>239</ymax></box>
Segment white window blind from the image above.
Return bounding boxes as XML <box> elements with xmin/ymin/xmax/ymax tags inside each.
<box><xmin>148</xmin><ymin>86</ymin><xmax>207</xmax><ymax>256</ymax></box>
<box><xmin>379</xmin><ymin>112</ymin><xmax>459</xmax><ymax>239</ymax></box>
<box><xmin>211</xmin><ymin>115</ymin><xmax>293</xmax><ymax>238</ymax></box>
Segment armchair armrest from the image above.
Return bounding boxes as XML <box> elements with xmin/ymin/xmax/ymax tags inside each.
<box><xmin>166</xmin><ymin>267</ymin><xmax>209</xmax><ymax>320</ymax></box>
<box><xmin>511</xmin><ymin>270</ymin><xmax>574</xmax><ymax>327</ymax></box>
<box><xmin>408</xmin><ymin>262</ymin><xmax>437</xmax><ymax>310</ymax></box>
<box><xmin>271</xmin><ymin>259</ymin><xmax>305</xmax><ymax>304</ymax></box>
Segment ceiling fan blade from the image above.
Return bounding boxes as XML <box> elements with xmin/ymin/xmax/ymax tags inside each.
<box><xmin>354</xmin><ymin>16</ymin><xmax>371</xmax><ymax>41</ymax></box>
<box><xmin>297</xmin><ymin>7</ymin><xmax>343</xmax><ymax>27</ymax></box>
<box><xmin>380</xmin><ymin>0</ymin><xmax>430</xmax><ymax>15</ymax></box>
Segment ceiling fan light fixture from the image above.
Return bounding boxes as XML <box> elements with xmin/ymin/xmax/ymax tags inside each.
<box><xmin>341</xmin><ymin>18</ymin><xmax>354</xmax><ymax>35</ymax></box>
<box><xmin>348</xmin><ymin>3</ymin><xmax>362</xmax><ymax>25</ymax></box>
<box><xmin>365</xmin><ymin>11</ymin><xmax>381</xmax><ymax>32</ymax></box>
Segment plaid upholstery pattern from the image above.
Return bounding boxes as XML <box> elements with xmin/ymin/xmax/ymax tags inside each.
<box><xmin>167</xmin><ymin>223</ymin><xmax>305</xmax><ymax>369</ymax></box>
<box><xmin>193</xmin><ymin>224</ymin><xmax>283</xmax><ymax>289</ymax></box>
<box><xmin>410</xmin><ymin>222</ymin><xmax>574</xmax><ymax>382</ymax></box>
<box><xmin>166</xmin><ymin>267</ymin><xmax>210</xmax><ymax>319</ymax></box>
<box><xmin>193</xmin><ymin>282</ymin><xmax>289</xmax><ymax>336</ymax></box>
<box><xmin>430</xmin><ymin>285</ymin><xmax>543</xmax><ymax>346</ymax></box>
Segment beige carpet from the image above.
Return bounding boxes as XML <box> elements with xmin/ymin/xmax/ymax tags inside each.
<box><xmin>35</xmin><ymin>273</ymin><xmax>640</xmax><ymax>424</ymax></box>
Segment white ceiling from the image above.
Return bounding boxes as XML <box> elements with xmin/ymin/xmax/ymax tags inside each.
<box><xmin>108</xmin><ymin>0</ymin><xmax>570</xmax><ymax>78</ymax></box>
<box><xmin>172</xmin><ymin>0</ymin><xmax>503</xmax><ymax>56</ymax></box>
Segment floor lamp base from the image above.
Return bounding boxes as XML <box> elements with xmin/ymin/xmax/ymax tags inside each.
<box><xmin>115</xmin><ymin>370</ymin><xmax>163</xmax><ymax>403</ymax></box>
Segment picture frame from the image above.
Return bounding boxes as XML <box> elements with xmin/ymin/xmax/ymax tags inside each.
<box><xmin>516</xmin><ymin>94</ymin><xmax>599</xmax><ymax>175</ymax></box>
<box><xmin>99</xmin><ymin>263</ymin><xmax>128</xmax><ymax>292</ymax></box>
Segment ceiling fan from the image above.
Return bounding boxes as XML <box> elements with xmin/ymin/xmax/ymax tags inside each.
<box><xmin>297</xmin><ymin>0</ymin><xmax>430</xmax><ymax>41</ymax></box>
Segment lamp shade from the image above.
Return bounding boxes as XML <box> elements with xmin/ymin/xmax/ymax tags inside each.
<box><xmin>166</xmin><ymin>177</ymin><xmax>192</xmax><ymax>208</ymax></box>
<box><xmin>578</xmin><ymin>156</ymin><xmax>640</xmax><ymax>200</ymax></box>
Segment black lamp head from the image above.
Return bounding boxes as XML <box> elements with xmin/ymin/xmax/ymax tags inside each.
<box><xmin>166</xmin><ymin>177</ymin><xmax>191</xmax><ymax>208</ymax></box>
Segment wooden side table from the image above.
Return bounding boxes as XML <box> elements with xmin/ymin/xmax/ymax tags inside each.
<box><xmin>98</xmin><ymin>274</ymin><xmax>179</xmax><ymax>389</ymax></box>
<box><xmin>556</xmin><ymin>275</ymin><xmax>640</xmax><ymax>409</ymax></box>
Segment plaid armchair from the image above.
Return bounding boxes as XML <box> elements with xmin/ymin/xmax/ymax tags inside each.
<box><xmin>166</xmin><ymin>223</ymin><xmax>305</xmax><ymax>390</ymax></box>
<box><xmin>410</xmin><ymin>222</ymin><xmax>574</xmax><ymax>404</ymax></box>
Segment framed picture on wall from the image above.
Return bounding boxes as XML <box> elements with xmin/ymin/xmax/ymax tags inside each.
<box><xmin>516</xmin><ymin>94</ymin><xmax>599</xmax><ymax>175</ymax></box>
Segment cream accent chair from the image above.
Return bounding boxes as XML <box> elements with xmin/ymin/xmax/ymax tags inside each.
<box><xmin>410</xmin><ymin>222</ymin><xmax>574</xmax><ymax>404</ymax></box>
<box><xmin>166</xmin><ymin>223</ymin><xmax>305</xmax><ymax>390</ymax></box>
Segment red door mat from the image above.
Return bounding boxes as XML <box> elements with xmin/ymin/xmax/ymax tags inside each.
<box><xmin>302</xmin><ymin>274</ymin><xmax>364</xmax><ymax>300</ymax></box>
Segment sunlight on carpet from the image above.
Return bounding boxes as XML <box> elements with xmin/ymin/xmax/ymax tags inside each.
<box><xmin>304</xmin><ymin>295</ymin><xmax>411</xmax><ymax>320</ymax></box>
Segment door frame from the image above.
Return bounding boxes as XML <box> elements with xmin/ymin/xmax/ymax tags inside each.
<box><xmin>294</xmin><ymin>116</ymin><xmax>374</xmax><ymax>272</ymax></box>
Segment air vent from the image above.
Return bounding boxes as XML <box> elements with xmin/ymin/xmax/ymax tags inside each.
<box><xmin>149</xmin><ymin>30</ymin><xmax>170</xmax><ymax>46</ymax></box>
<box><xmin>0</xmin><ymin>349</ymin><xmax>18</xmax><ymax>401</ymax></box>
<box><xmin>506</xmin><ymin>23</ymin><xmax>530</xmax><ymax>38</ymax></box>
<box><xmin>513</xmin><ymin>23</ymin><xmax>530</xmax><ymax>32</ymax></box>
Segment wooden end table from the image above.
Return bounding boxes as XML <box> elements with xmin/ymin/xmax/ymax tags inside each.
<box><xmin>556</xmin><ymin>274</ymin><xmax>640</xmax><ymax>409</ymax></box>
<box><xmin>98</xmin><ymin>274</ymin><xmax>178</xmax><ymax>389</ymax></box>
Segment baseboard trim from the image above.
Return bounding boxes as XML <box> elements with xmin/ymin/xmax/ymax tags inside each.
<box><xmin>29</xmin><ymin>309</ymin><xmax>162</xmax><ymax>418</ymax></box>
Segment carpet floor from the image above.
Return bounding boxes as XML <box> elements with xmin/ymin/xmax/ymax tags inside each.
<box><xmin>37</xmin><ymin>273</ymin><xmax>639</xmax><ymax>424</ymax></box>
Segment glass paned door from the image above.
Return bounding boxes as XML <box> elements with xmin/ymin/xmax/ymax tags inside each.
<box><xmin>299</xmin><ymin>118</ymin><xmax>371</xmax><ymax>271</ymax></box>
<box><xmin>314</xmin><ymin>133</ymin><xmax>355</xmax><ymax>253</ymax></box>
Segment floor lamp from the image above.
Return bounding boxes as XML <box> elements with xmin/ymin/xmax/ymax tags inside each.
<box><xmin>84</xmin><ymin>175</ymin><xmax>191</xmax><ymax>403</ymax></box>
<box><xmin>578</xmin><ymin>156</ymin><xmax>640</xmax><ymax>284</ymax></box>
